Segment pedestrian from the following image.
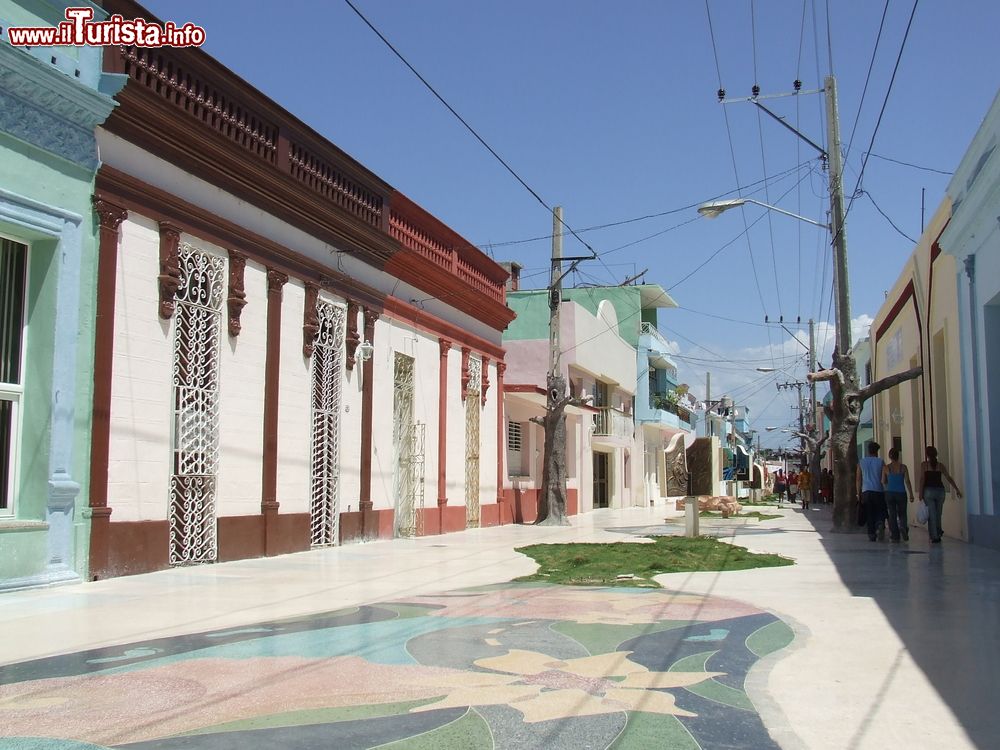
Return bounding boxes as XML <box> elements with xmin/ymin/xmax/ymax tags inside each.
<box><xmin>881</xmin><ymin>448</ymin><xmax>914</xmax><ymax>542</ymax></box>
<box><xmin>799</xmin><ymin>466</ymin><xmax>812</xmax><ymax>509</ymax></box>
<box><xmin>821</xmin><ymin>468</ymin><xmax>833</xmax><ymax>504</ymax></box>
<box><xmin>917</xmin><ymin>446</ymin><xmax>962</xmax><ymax>544</ymax></box>
<box><xmin>774</xmin><ymin>469</ymin><xmax>786</xmax><ymax>503</ymax></box>
<box><xmin>857</xmin><ymin>441</ymin><xmax>886</xmax><ymax>541</ymax></box>
<box><xmin>787</xmin><ymin>469</ymin><xmax>798</xmax><ymax>506</ymax></box>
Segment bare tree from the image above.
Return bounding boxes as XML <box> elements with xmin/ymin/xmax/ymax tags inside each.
<box><xmin>808</xmin><ymin>348</ymin><xmax>921</xmax><ymax>530</ymax></box>
<box><xmin>530</xmin><ymin>373</ymin><xmax>590</xmax><ymax>526</ymax></box>
<box><xmin>794</xmin><ymin>429</ymin><xmax>829</xmax><ymax>505</ymax></box>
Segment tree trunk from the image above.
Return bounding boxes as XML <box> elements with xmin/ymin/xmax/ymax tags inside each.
<box><xmin>809</xmin><ymin>350</ymin><xmax>922</xmax><ymax>532</ymax></box>
<box><xmin>533</xmin><ymin>373</ymin><xmax>576</xmax><ymax>526</ymax></box>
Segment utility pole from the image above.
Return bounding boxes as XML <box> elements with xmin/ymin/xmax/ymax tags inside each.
<box><xmin>548</xmin><ymin>206</ymin><xmax>563</xmax><ymax>379</ymax></box>
<box><xmin>808</xmin><ymin>317</ymin><xmax>817</xmax><ymax>427</ymax></box>
<box><xmin>777</xmin><ymin>380</ymin><xmax>807</xmax><ymax>465</ymax></box>
<box><xmin>825</xmin><ymin>75</ymin><xmax>852</xmax><ymax>356</ymax></box>
<box><xmin>705</xmin><ymin>371</ymin><xmax>712</xmax><ymax>437</ymax></box>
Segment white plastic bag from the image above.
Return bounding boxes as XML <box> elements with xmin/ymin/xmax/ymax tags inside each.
<box><xmin>916</xmin><ymin>500</ymin><xmax>929</xmax><ymax>525</ymax></box>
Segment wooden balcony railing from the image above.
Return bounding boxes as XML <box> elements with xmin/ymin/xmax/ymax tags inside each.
<box><xmin>115</xmin><ymin>39</ymin><xmax>506</xmax><ymax>306</ymax></box>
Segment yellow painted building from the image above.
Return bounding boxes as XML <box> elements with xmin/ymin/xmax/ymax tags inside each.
<box><xmin>870</xmin><ymin>199</ymin><xmax>967</xmax><ymax>540</ymax></box>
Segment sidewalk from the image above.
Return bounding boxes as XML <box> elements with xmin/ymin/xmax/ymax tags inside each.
<box><xmin>1</xmin><ymin>503</ymin><xmax>996</xmax><ymax>749</ymax></box>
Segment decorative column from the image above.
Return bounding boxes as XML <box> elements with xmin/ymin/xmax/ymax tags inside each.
<box><xmin>88</xmin><ymin>199</ymin><xmax>127</xmax><ymax>579</ymax></box>
<box><xmin>345</xmin><ymin>300</ymin><xmax>361</xmax><ymax>370</ymax></box>
<box><xmin>261</xmin><ymin>268</ymin><xmax>288</xmax><ymax>555</ymax></box>
<box><xmin>359</xmin><ymin>308</ymin><xmax>379</xmax><ymax>528</ymax></box>
<box><xmin>437</xmin><ymin>339</ymin><xmax>452</xmax><ymax>516</ymax></box>
<box><xmin>496</xmin><ymin>361</ymin><xmax>507</xmax><ymax>523</ymax></box>
<box><xmin>226</xmin><ymin>250</ymin><xmax>247</xmax><ymax>337</ymax></box>
<box><xmin>157</xmin><ymin>222</ymin><xmax>182</xmax><ymax>319</ymax></box>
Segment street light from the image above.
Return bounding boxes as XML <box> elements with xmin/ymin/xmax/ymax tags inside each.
<box><xmin>697</xmin><ymin>198</ymin><xmax>830</xmax><ymax>229</ymax></box>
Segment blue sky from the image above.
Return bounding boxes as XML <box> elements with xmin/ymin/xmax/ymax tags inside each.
<box><xmin>144</xmin><ymin>0</ymin><xmax>999</xmax><ymax>446</ymax></box>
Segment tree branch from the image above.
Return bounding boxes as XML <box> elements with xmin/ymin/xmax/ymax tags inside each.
<box><xmin>528</xmin><ymin>416</ymin><xmax>544</xmax><ymax>427</ymax></box>
<box><xmin>793</xmin><ymin>431</ymin><xmax>830</xmax><ymax>450</ymax></box>
<box><xmin>859</xmin><ymin>366</ymin><xmax>922</xmax><ymax>401</ymax></box>
<box><xmin>808</xmin><ymin>368</ymin><xmax>843</xmax><ymax>386</ymax></box>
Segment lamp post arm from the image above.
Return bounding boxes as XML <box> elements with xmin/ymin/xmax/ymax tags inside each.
<box><xmin>744</xmin><ymin>199</ymin><xmax>830</xmax><ymax>229</ymax></box>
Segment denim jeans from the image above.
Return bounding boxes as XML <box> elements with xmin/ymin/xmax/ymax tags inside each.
<box><xmin>862</xmin><ymin>491</ymin><xmax>887</xmax><ymax>541</ymax></box>
<box><xmin>924</xmin><ymin>487</ymin><xmax>946</xmax><ymax>540</ymax></box>
<box><xmin>885</xmin><ymin>491</ymin><xmax>908</xmax><ymax>541</ymax></box>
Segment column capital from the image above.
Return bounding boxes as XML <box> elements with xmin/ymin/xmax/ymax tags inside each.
<box><xmin>93</xmin><ymin>198</ymin><xmax>127</xmax><ymax>231</ymax></box>
<box><xmin>266</xmin><ymin>267</ymin><xmax>289</xmax><ymax>292</ymax></box>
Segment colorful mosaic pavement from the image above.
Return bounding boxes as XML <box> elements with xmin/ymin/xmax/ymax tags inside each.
<box><xmin>0</xmin><ymin>584</ymin><xmax>794</xmax><ymax>749</ymax></box>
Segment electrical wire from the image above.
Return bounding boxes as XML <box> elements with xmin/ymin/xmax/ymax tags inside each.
<box><xmin>705</xmin><ymin>0</ymin><xmax>778</xmax><ymax>371</ymax></box>
<box><xmin>476</xmin><ymin>162</ymin><xmax>807</xmax><ymax>251</ymax></box>
<box><xmin>864</xmin><ymin>151</ymin><xmax>953</xmax><ymax>176</ymax></box>
<box><xmin>342</xmin><ymin>0</ymin><xmax>598</xmax><ymax>259</ymax></box>
<box><xmin>864</xmin><ymin>190</ymin><xmax>916</xmax><ymax>243</ymax></box>
<box><xmin>844</xmin><ymin>0</ymin><xmax>890</xmax><ymax>164</ymax></box>
<box><xmin>842</xmin><ymin>0</ymin><xmax>921</xmax><ymax>231</ymax></box>
<box><xmin>666</xmin><ymin>167</ymin><xmax>815</xmax><ymax>293</ymax></box>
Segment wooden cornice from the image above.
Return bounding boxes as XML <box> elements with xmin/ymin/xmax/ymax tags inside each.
<box><xmin>103</xmin><ymin>85</ymin><xmax>397</xmax><ymax>266</ymax></box>
<box><xmin>384</xmin><ymin>252</ymin><xmax>516</xmax><ymax>333</ymax></box>
<box><xmin>96</xmin><ymin>165</ymin><xmax>385</xmax><ymax>310</ymax></box>
<box><xmin>99</xmin><ymin>0</ymin><xmax>515</xmax><ymax>332</ymax></box>
<box><xmin>382</xmin><ymin>297</ymin><xmax>505</xmax><ymax>361</ymax></box>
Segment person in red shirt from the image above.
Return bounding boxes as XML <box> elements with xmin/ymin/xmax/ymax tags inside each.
<box><xmin>787</xmin><ymin>470</ymin><xmax>799</xmax><ymax>505</ymax></box>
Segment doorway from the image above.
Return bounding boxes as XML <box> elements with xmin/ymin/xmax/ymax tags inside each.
<box><xmin>593</xmin><ymin>451</ymin><xmax>610</xmax><ymax>508</ymax></box>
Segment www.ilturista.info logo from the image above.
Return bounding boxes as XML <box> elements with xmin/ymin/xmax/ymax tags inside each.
<box><xmin>3</xmin><ymin>7</ymin><xmax>205</xmax><ymax>48</ymax></box>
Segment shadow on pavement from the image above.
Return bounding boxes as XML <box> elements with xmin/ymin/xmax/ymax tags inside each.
<box><xmin>800</xmin><ymin>503</ymin><xmax>1000</xmax><ymax>748</ymax></box>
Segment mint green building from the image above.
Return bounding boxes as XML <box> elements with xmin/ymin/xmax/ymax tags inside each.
<box><xmin>0</xmin><ymin>1</ymin><xmax>122</xmax><ymax>588</ymax></box>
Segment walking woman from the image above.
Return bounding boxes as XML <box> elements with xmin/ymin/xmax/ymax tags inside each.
<box><xmin>882</xmin><ymin>448</ymin><xmax>914</xmax><ymax>542</ymax></box>
<box><xmin>918</xmin><ymin>446</ymin><xmax>963</xmax><ymax>543</ymax></box>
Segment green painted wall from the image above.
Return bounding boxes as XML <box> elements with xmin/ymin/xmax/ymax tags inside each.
<box><xmin>506</xmin><ymin>287</ymin><xmax>645</xmax><ymax>346</ymax></box>
<box><xmin>0</xmin><ymin>134</ymin><xmax>99</xmax><ymax>582</ymax></box>
<box><xmin>504</xmin><ymin>290</ymin><xmax>551</xmax><ymax>340</ymax></box>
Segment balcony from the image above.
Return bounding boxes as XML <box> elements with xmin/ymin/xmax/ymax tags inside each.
<box><xmin>592</xmin><ymin>407</ymin><xmax>634</xmax><ymax>439</ymax></box>
<box><xmin>640</xmin><ymin>322</ymin><xmax>678</xmax><ymax>381</ymax></box>
<box><xmin>104</xmin><ymin>27</ymin><xmax>511</xmax><ymax>327</ymax></box>
<box><xmin>644</xmin><ymin>394</ymin><xmax>693</xmax><ymax>430</ymax></box>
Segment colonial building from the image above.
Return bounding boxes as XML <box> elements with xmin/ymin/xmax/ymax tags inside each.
<box><xmin>86</xmin><ymin>0</ymin><xmax>513</xmax><ymax>578</ymax></box>
<box><xmin>871</xmin><ymin>200</ymin><xmax>967</xmax><ymax>541</ymax></box>
<box><xmin>0</xmin><ymin>0</ymin><xmax>122</xmax><ymax>589</ymax></box>
<box><xmin>502</xmin><ymin>283</ymin><xmax>685</xmax><ymax>518</ymax></box>
<box><xmin>939</xmin><ymin>90</ymin><xmax>1000</xmax><ymax>549</ymax></box>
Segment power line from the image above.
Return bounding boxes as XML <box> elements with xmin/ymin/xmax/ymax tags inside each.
<box><xmin>863</xmin><ymin>190</ymin><xmax>917</xmax><ymax>243</ymax></box>
<box><xmin>843</xmin><ymin>0</ymin><xmax>921</xmax><ymax>228</ymax></box>
<box><xmin>475</xmin><ymin>163</ymin><xmax>807</xmax><ymax>250</ymax></box>
<box><xmin>704</xmin><ymin>0</ymin><xmax>782</xmax><ymax>373</ymax></box>
<box><xmin>342</xmin><ymin>0</ymin><xmax>598</xmax><ymax>260</ymax></box>
<box><xmin>666</xmin><ymin>167</ymin><xmax>815</xmax><ymax>293</ymax></box>
<box><xmin>844</xmin><ymin>0</ymin><xmax>890</xmax><ymax>164</ymax></box>
<box><xmin>864</xmin><ymin>151</ymin><xmax>953</xmax><ymax>176</ymax></box>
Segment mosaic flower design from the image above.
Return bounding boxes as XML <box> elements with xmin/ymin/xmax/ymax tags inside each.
<box><xmin>0</xmin><ymin>584</ymin><xmax>794</xmax><ymax>749</ymax></box>
<box><xmin>406</xmin><ymin>585</ymin><xmax>762</xmax><ymax>625</ymax></box>
<box><xmin>409</xmin><ymin>648</ymin><xmax>722</xmax><ymax>723</ymax></box>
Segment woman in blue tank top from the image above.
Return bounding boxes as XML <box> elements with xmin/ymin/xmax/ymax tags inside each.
<box><xmin>881</xmin><ymin>448</ymin><xmax>914</xmax><ymax>542</ymax></box>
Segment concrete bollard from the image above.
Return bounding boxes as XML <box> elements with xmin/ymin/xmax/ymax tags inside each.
<box><xmin>685</xmin><ymin>496</ymin><xmax>699</xmax><ymax>538</ymax></box>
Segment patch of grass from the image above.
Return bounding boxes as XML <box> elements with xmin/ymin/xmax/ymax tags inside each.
<box><xmin>514</xmin><ymin>536</ymin><xmax>793</xmax><ymax>588</ymax></box>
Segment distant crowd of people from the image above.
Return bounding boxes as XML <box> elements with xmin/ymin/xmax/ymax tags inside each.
<box><xmin>769</xmin><ymin>441</ymin><xmax>961</xmax><ymax>543</ymax></box>
<box><xmin>771</xmin><ymin>466</ymin><xmax>833</xmax><ymax>510</ymax></box>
